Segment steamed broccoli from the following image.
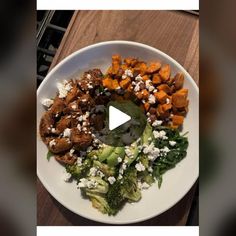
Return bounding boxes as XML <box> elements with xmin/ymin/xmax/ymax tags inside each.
<box><xmin>121</xmin><ymin>168</ymin><xmax>141</xmax><ymax>202</ymax></box>
<box><xmin>66</xmin><ymin>159</ymin><xmax>92</xmax><ymax>180</ymax></box>
<box><xmin>86</xmin><ymin>192</ymin><xmax>116</xmax><ymax>215</ymax></box>
<box><xmin>106</xmin><ymin>181</ymin><xmax>125</xmax><ymax>215</ymax></box>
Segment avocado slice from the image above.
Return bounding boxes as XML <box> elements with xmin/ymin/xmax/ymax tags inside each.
<box><xmin>141</xmin><ymin>123</ymin><xmax>154</xmax><ymax>145</ymax></box>
<box><xmin>107</xmin><ymin>146</ymin><xmax>125</xmax><ymax>167</ymax></box>
<box><xmin>98</xmin><ymin>145</ymin><xmax>115</xmax><ymax>162</ymax></box>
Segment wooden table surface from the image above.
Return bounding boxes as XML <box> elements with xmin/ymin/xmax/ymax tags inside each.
<box><xmin>38</xmin><ymin>10</ymin><xmax>199</xmax><ymax>226</ymax></box>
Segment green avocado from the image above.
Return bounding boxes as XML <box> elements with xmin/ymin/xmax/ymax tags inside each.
<box><xmin>98</xmin><ymin>145</ymin><xmax>115</xmax><ymax>162</ymax></box>
<box><xmin>107</xmin><ymin>147</ymin><xmax>125</xmax><ymax>167</ymax></box>
<box><xmin>141</xmin><ymin>123</ymin><xmax>154</xmax><ymax>145</ymax></box>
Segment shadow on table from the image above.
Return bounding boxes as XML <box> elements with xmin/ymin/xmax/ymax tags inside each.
<box><xmin>51</xmin><ymin>183</ymin><xmax>197</xmax><ymax>226</ymax></box>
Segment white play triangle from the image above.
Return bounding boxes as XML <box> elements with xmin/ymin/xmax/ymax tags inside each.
<box><xmin>109</xmin><ymin>106</ymin><xmax>131</xmax><ymax>131</ymax></box>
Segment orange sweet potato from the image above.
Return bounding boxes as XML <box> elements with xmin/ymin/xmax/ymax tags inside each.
<box><xmin>144</xmin><ymin>102</ymin><xmax>150</xmax><ymax>111</ymax></box>
<box><xmin>135</xmin><ymin>91</ymin><xmax>143</xmax><ymax>100</ymax></box>
<box><xmin>120</xmin><ymin>77</ymin><xmax>131</xmax><ymax>89</ymax></box>
<box><xmin>142</xmin><ymin>75</ymin><xmax>150</xmax><ymax>81</ymax></box>
<box><xmin>173</xmin><ymin>73</ymin><xmax>184</xmax><ymax>90</ymax></box>
<box><xmin>152</xmin><ymin>74</ymin><xmax>162</xmax><ymax>85</ymax></box>
<box><xmin>141</xmin><ymin>89</ymin><xmax>149</xmax><ymax>99</ymax></box>
<box><xmin>154</xmin><ymin>90</ymin><xmax>168</xmax><ymax>104</ymax></box>
<box><xmin>159</xmin><ymin>64</ymin><xmax>171</xmax><ymax>81</ymax></box>
<box><xmin>172</xmin><ymin>89</ymin><xmax>188</xmax><ymax>108</ymax></box>
<box><xmin>147</xmin><ymin>62</ymin><xmax>161</xmax><ymax>74</ymax></box>
<box><xmin>162</xmin><ymin>103</ymin><xmax>172</xmax><ymax>112</ymax></box>
<box><xmin>172</xmin><ymin>115</ymin><xmax>184</xmax><ymax>126</ymax></box>
<box><xmin>157</xmin><ymin>84</ymin><xmax>172</xmax><ymax>95</ymax></box>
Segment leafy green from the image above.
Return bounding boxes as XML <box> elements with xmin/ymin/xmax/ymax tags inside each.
<box><xmin>46</xmin><ymin>151</ymin><xmax>54</xmax><ymax>161</ymax></box>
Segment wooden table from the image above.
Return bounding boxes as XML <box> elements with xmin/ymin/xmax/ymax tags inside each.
<box><xmin>38</xmin><ymin>10</ymin><xmax>199</xmax><ymax>226</ymax></box>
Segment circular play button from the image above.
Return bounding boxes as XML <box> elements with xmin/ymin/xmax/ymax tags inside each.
<box><xmin>92</xmin><ymin>100</ymin><xmax>147</xmax><ymax>147</ymax></box>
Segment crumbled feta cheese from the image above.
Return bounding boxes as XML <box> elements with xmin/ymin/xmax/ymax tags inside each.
<box><xmin>86</xmin><ymin>74</ymin><xmax>91</xmax><ymax>79</ymax></box>
<box><xmin>69</xmin><ymin>148</ymin><xmax>75</xmax><ymax>156</ymax></box>
<box><xmin>118</xmin><ymin>174</ymin><xmax>123</xmax><ymax>180</ymax></box>
<box><xmin>97</xmin><ymin>170</ymin><xmax>105</xmax><ymax>178</ymax></box>
<box><xmin>125</xmin><ymin>147</ymin><xmax>133</xmax><ymax>157</ymax></box>
<box><xmin>152</xmin><ymin>120</ymin><xmax>163</xmax><ymax>127</ymax></box>
<box><xmin>134</xmin><ymin>83</ymin><xmax>141</xmax><ymax>92</ymax></box>
<box><xmin>117</xmin><ymin>157</ymin><xmax>122</xmax><ymax>163</ymax></box>
<box><xmin>57</xmin><ymin>80</ymin><xmax>72</xmax><ymax>98</ymax></box>
<box><xmin>153</xmin><ymin>130</ymin><xmax>167</xmax><ymax>139</ymax></box>
<box><xmin>148</xmin><ymin>94</ymin><xmax>156</xmax><ymax>104</ymax></box>
<box><xmin>78</xmin><ymin>178</ymin><xmax>98</xmax><ymax>189</ymax></box>
<box><xmin>41</xmin><ymin>98</ymin><xmax>54</xmax><ymax>108</ymax></box>
<box><xmin>162</xmin><ymin>146</ymin><xmax>170</xmax><ymax>153</ymax></box>
<box><xmin>148</xmin><ymin>85</ymin><xmax>155</xmax><ymax>92</ymax></box>
<box><xmin>63</xmin><ymin>172</ymin><xmax>71</xmax><ymax>182</ymax></box>
<box><xmin>123</xmin><ymin>69</ymin><xmax>133</xmax><ymax>78</ymax></box>
<box><xmin>143</xmin><ymin>142</ymin><xmax>160</xmax><ymax>161</ymax></box>
<box><xmin>63</xmin><ymin>128</ymin><xmax>71</xmax><ymax>138</ymax></box>
<box><xmin>108</xmin><ymin>176</ymin><xmax>116</xmax><ymax>185</ymax></box>
<box><xmin>169</xmin><ymin>141</ymin><xmax>176</xmax><ymax>146</ymax></box>
<box><xmin>71</xmin><ymin>104</ymin><xmax>77</xmax><ymax>110</ymax></box>
<box><xmin>135</xmin><ymin>162</ymin><xmax>145</xmax><ymax>172</ymax></box>
<box><xmin>166</xmin><ymin>98</ymin><xmax>170</xmax><ymax>104</ymax></box>
<box><xmin>148</xmin><ymin>167</ymin><xmax>153</xmax><ymax>173</ymax></box>
<box><xmin>135</xmin><ymin>74</ymin><xmax>142</xmax><ymax>81</ymax></box>
<box><xmin>77</xmin><ymin>157</ymin><xmax>83</xmax><ymax>166</ymax></box>
<box><xmin>142</xmin><ymin>182</ymin><xmax>150</xmax><ymax>189</ymax></box>
<box><xmin>77</xmin><ymin>124</ymin><xmax>81</xmax><ymax>131</ymax></box>
<box><xmin>78</xmin><ymin>178</ymin><xmax>88</xmax><ymax>188</ymax></box>
<box><xmin>89</xmin><ymin>167</ymin><xmax>98</xmax><ymax>177</ymax></box>
<box><xmin>51</xmin><ymin>128</ymin><xmax>56</xmax><ymax>133</ymax></box>
<box><xmin>49</xmin><ymin>139</ymin><xmax>56</xmax><ymax>148</ymax></box>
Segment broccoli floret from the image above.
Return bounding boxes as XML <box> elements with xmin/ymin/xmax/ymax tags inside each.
<box><xmin>86</xmin><ymin>192</ymin><xmax>116</xmax><ymax>215</ymax></box>
<box><xmin>120</xmin><ymin>168</ymin><xmax>141</xmax><ymax>202</ymax></box>
<box><xmin>66</xmin><ymin>159</ymin><xmax>91</xmax><ymax>180</ymax></box>
<box><xmin>106</xmin><ymin>181</ymin><xmax>125</xmax><ymax>215</ymax></box>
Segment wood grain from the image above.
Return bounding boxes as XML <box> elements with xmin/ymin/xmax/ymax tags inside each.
<box><xmin>39</xmin><ymin>10</ymin><xmax>199</xmax><ymax>226</ymax></box>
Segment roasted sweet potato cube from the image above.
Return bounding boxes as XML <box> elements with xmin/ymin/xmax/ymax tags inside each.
<box><xmin>120</xmin><ymin>77</ymin><xmax>131</xmax><ymax>89</ymax></box>
<box><xmin>154</xmin><ymin>90</ymin><xmax>168</xmax><ymax>104</ymax></box>
<box><xmin>174</xmin><ymin>73</ymin><xmax>184</xmax><ymax>90</ymax></box>
<box><xmin>142</xmin><ymin>75</ymin><xmax>150</xmax><ymax>81</ymax></box>
<box><xmin>157</xmin><ymin>104</ymin><xmax>170</xmax><ymax>118</ymax></box>
<box><xmin>172</xmin><ymin>90</ymin><xmax>188</xmax><ymax>108</ymax></box>
<box><xmin>111</xmin><ymin>61</ymin><xmax>120</xmax><ymax>75</ymax></box>
<box><xmin>141</xmin><ymin>89</ymin><xmax>149</xmax><ymax>99</ymax></box>
<box><xmin>172</xmin><ymin>115</ymin><xmax>184</xmax><ymax>126</ymax></box>
<box><xmin>135</xmin><ymin>91</ymin><xmax>143</xmax><ymax>100</ymax></box>
<box><xmin>134</xmin><ymin>62</ymin><xmax>148</xmax><ymax>75</ymax></box>
<box><xmin>159</xmin><ymin>64</ymin><xmax>171</xmax><ymax>81</ymax></box>
<box><xmin>111</xmin><ymin>79</ymin><xmax>120</xmax><ymax>89</ymax></box>
<box><xmin>177</xmin><ymin>88</ymin><xmax>188</xmax><ymax>96</ymax></box>
<box><xmin>149</xmin><ymin>107</ymin><xmax>157</xmax><ymax>114</ymax></box>
<box><xmin>112</xmin><ymin>54</ymin><xmax>121</xmax><ymax>64</ymax></box>
<box><xmin>147</xmin><ymin>61</ymin><xmax>161</xmax><ymax>74</ymax></box>
<box><xmin>144</xmin><ymin>102</ymin><xmax>150</xmax><ymax>111</ymax></box>
<box><xmin>162</xmin><ymin>103</ymin><xmax>172</xmax><ymax>112</ymax></box>
<box><xmin>152</xmin><ymin>74</ymin><xmax>162</xmax><ymax>85</ymax></box>
<box><xmin>124</xmin><ymin>57</ymin><xmax>138</xmax><ymax>67</ymax></box>
<box><xmin>102</xmin><ymin>77</ymin><xmax>113</xmax><ymax>89</ymax></box>
<box><xmin>157</xmin><ymin>84</ymin><xmax>172</xmax><ymax>95</ymax></box>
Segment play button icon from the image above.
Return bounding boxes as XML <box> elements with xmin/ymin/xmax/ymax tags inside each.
<box><xmin>92</xmin><ymin>100</ymin><xmax>147</xmax><ymax>147</ymax></box>
<box><xmin>109</xmin><ymin>106</ymin><xmax>131</xmax><ymax>131</ymax></box>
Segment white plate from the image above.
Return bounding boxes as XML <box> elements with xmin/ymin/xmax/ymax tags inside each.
<box><xmin>37</xmin><ymin>41</ymin><xmax>199</xmax><ymax>224</ymax></box>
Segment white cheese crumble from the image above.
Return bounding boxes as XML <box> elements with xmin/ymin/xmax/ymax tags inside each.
<box><xmin>166</xmin><ymin>98</ymin><xmax>170</xmax><ymax>104</ymax></box>
<box><xmin>148</xmin><ymin>94</ymin><xmax>156</xmax><ymax>104</ymax></box>
<box><xmin>63</xmin><ymin>172</ymin><xmax>71</xmax><ymax>182</ymax></box>
<box><xmin>63</xmin><ymin>128</ymin><xmax>71</xmax><ymax>138</ymax></box>
<box><xmin>108</xmin><ymin>176</ymin><xmax>116</xmax><ymax>185</ymax></box>
<box><xmin>57</xmin><ymin>80</ymin><xmax>72</xmax><ymax>98</ymax></box>
<box><xmin>89</xmin><ymin>167</ymin><xmax>98</xmax><ymax>177</ymax></box>
<box><xmin>143</xmin><ymin>142</ymin><xmax>160</xmax><ymax>161</ymax></box>
<box><xmin>49</xmin><ymin>139</ymin><xmax>56</xmax><ymax>148</ymax></box>
<box><xmin>135</xmin><ymin>74</ymin><xmax>143</xmax><ymax>81</ymax></box>
<box><xmin>78</xmin><ymin>178</ymin><xmax>98</xmax><ymax>189</ymax></box>
<box><xmin>152</xmin><ymin>120</ymin><xmax>163</xmax><ymax>127</ymax></box>
<box><xmin>69</xmin><ymin>148</ymin><xmax>75</xmax><ymax>156</ymax></box>
<box><xmin>153</xmin><ymin>130</ymin><xmax>168</xmax><ymax>140</ymax></box>
<box><xmin>169</xmin><ymin>141</ymin><xmax>177</xmax><ymax>146</ymax></box>
<box><xmin>77</xmin><ymin>157</ymin><xmax>83</xmax><ymax>166</ymax></box>
<box><xmin>51</xmin><ymin>128</ymin><xmax>56</xmax><ymax>133</ymax></box>
<box><xmin>138</xmin><ymin>181</ymin><xmax>150</xmax><ymax>190</ymax></box>
<box><xmin>117</xmin><ymin>157</ymin><xmax>122</xmax><ymax>163</ymax></box>
<box><xmin>71</xmin><ymin>104</ymin><xmax>77</xmax><ymax>110</ymax></box>
<box><xmin>135</xmin><ymin>162</ymin><xmax>145</xmax><ymax>172</ymax></box>
<box><xmin>86</xmin><ymin>74</ymin><xmax>91</xmax><ymax>79</ymax></box>
<box><xmin>41</xmin><ymin>98</ymin><xmax>54</xmax><ymax>108</ymax></box>
<box><xmin>122</xmin><ymin>69</ymin><xmax>133</xmax><ymax>79</ymax></box>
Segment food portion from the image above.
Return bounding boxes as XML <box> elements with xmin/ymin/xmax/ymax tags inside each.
<box><xmin>39</xmin><ymin>55</ymin><xmax>189</xmax><ymax>215</ymax></box>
